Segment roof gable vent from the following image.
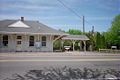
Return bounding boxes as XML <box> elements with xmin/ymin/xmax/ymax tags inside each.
<box><xmin>8</xmin><ymin>21</ymin><xmax>30</xmax><ymax>28</ymax></box>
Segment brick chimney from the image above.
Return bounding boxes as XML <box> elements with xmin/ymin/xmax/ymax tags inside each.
<box><xmin>21</xmin><ymin>17</ymin><xmax>24</xmax><ymax>21</ymax></box>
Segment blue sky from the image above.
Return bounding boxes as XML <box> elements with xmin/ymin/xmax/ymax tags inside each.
<box><xmin>0</xmin><ymin>0</ymin><xmax>120</xmax><ymax>32</ymax></box>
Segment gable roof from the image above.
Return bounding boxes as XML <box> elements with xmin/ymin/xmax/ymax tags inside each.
<box><xmin>62</xmin><ymin>35</ymin><xmax>89</xmax><ymax>41</ymax></box>
<box><xmin>0</xmin><ymin>20</ymin><xmax>67</xmax><ymax>35</ymax></box>
<box><xmin>8</xmin><ymin>20</ymin><xmax>30</xmax><ymax>28</ymax></box>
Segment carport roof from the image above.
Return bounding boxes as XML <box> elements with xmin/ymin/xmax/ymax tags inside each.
<box><xmin>62</xmin><ymin>35</ymin><xmax>89</xmax><ymax>41</ymax></box>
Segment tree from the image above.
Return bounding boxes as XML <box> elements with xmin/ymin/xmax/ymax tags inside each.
<box><xmin>95</xmin><ymin>32</ymin><xmax>106</xmax><ymax>50</ymax></box>
<box><xmin>96</xmin><ymin>32</ymin><xmax>100</xmax><ymax>50</ymax></box>
<box><xmin>53</xmin><ymin>40</ymin><xmax>61</xmax><ymax>50</ymax></box>
<box><xmin>86</xmin><ymin>32</ymin><xmax>96</xmax><ymax>51</ymax></box>
<box><xmin>67</xmin><ymin>29</ymin><xmax>82</xmax><ymax>35</ymax></box>
<box><xmin>104</xmin><ymin>14</ymin><xmax>120</xmax><ymax>49</ymax></box>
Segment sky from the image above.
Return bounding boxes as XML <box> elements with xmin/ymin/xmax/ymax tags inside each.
<box><xmin>0</xmin><ymin>0</ymin><xmax>120</xmax><ymax>32</ymax></box>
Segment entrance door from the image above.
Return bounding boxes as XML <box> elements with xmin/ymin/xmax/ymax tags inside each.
<box><xmin>16</xmin><ymin>36</ymin><xmax>22</xmax><ymax>51</ymax></box>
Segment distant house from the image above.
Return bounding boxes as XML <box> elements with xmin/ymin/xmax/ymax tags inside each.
<box><xmin>0</xmin><ymin>17</ymin><xmax>67</xmax><ymax>52</ymax></box>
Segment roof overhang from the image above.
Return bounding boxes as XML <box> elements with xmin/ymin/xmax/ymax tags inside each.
<box><xmin>0</xmin><ymin>31</ymin><xmax>68</xmax><ymax>36</ymax></box>
<box><xmin>62</xmin><ymin>35</ymin><xmax>89</xmax><ymax>41</ymax></box>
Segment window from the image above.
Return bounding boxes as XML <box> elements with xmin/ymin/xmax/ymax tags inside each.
<box><xmin>17</xmin><ymin>36</ymin><xmax>22</xmax><ymax>39</ymax></box>
<box><xmin>42</xmin><ymin>36</ymin><xmax>46</xmax><ymax>46</ymax></box>
<box><xmin>3</xmin><ymin>35</ymin><xmax>8</xmax><ymax>46</ymax></box>
<box><xmin>17</xmin><ymin>41</ymin><xmax>21</xmax><ymax>44</ymax></box>
<box><xmin>29</xmin><ymin>36</ymin><xmax>34</xmax><ymax>46</ymax></box>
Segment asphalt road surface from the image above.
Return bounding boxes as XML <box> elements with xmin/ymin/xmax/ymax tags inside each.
<box><xmin>0</xmin><ymin>52</ymin><xmax>120</xmax><ymax>79</ymax></box>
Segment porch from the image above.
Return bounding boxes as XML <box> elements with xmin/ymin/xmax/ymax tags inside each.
<box><xmin>0</xmin><ymin>34</ymin><xmax>54</xmax><ymax>52</ymax></box>
<box><xmin>54</xmin><ymin>35</ymin><xmax>89</xmax><ymax>52</ymax></box>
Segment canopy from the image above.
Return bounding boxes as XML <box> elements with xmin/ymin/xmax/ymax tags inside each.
<box><xmin>62</xmin><ymin>35</ymin><xmax>89</xmax><ymax>41</ymax></box>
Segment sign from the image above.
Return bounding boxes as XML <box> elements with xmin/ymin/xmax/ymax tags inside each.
<box><xmin>111</xmin><ymin>46</ymin><xmax>117</xmax><ymax>49</ymax></box>
<box><xmin>35</xmin><ymin>42</ymin><xmax>41</xmax><ymax>48</ymax></box>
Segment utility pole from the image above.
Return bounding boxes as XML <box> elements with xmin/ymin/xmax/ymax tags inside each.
<box><xmin>92</xmin><ymin>26</ymin><xmax>94</xmax><ymax>36</ymax></box>
<box><xmin>92</xmin><ymin>26</ymin><xmax>94</xmax><ymax>33</ymax></box>
<box><xmin>83</xmin><ymin>16</ymin><xmax>85</xmax><ymax>33</ymax></box>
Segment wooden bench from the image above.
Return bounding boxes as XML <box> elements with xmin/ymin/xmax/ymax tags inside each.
<box><xmin>99</xmin><ymin>49</ymin><xmax>111</xmax><ymax>53</ymax></box>
<box><xmin>110</xmin><ymin>50</ymin><xmax>120</xmax><ymax>53</ymax></box>
<box><xmin>99</xmin><ymin>49</ymin><xmax>120</xmax><ymax>53</ymax></box>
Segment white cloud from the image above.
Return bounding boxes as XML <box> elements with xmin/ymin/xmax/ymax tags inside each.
<box><xmin>0</xmin><ymin>0</ymin><xmax>60</xmax><ymax>14</ymax></box>
<box><xmin>0</xmin><ymin>3</ymin><xmax>54</xmax><ymax>11</ymax></box>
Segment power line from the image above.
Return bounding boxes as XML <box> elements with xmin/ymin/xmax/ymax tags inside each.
<box><xmin>56</xmin><ymin>0</ymin><xmax>94</xmax><ymax>32</ymax></box>
<box><xmin>56</xmin><ymin>0</ymin><xmax>82</xmax><ymax>19</ymax></box>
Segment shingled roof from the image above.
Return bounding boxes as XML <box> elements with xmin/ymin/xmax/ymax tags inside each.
<box><xmin>62</xmin><ymin>35</ymin><xmax>89</xmax><ymax>41</ymax></box>
<box><xmin>0</xmin><ymin>19</ymin><xmax>67</xmax><ymax>35</ymax></box>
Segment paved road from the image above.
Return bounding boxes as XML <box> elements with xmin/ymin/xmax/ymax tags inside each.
<box><xmin>0</xmin><ymin>52</ymin><xmax>120</xmax><ymax>61</ymax></box>
<box><xmin>0</xmin><ymin>52</ymin><xmax>120</xmax><ymax>79</ymax></box>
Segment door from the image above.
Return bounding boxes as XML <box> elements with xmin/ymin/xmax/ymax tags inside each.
<box><xmin>16</xmin><ymin>36</ymin><xmax>22</xmax><ymax>51</ymax></box>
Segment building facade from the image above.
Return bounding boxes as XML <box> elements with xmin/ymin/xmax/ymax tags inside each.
<box><xmin>0</xmin><ymin>17</ymin><xmax>67</xmax><ymax>52</ymax></box>
<box><xmin>0</xmin><ymin>34</ymin><xmax>54</xmax><ymax>52</ymax></box>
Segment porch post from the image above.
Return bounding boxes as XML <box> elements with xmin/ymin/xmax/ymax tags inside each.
<box><xmin>50</xmin><ymin>35</ymin><xmax>52</xmax><ymax>41</ymax></box>
<box><xmin>83</xmin><ymin>41</ymin><xmax>86</xmax><ymax>51</ymax></box>
<box><xmin>10</xmin><ymin>34</ymin><xmax>14</xmax><ymax>51</ymax></box>
<box><xmin>72</xmin><ymin>40</ymin><xmax>75</xmax><ymax>51</ymax></box>
<box><xmin>38</xmin><ymin>34</ymin><xmax>39</xmax><ymax>41</ymax></box>
<box><xmin>13</xmin><ymin>34</ymin><xmax>16</xmax><ymax>51</ymax></box>
<box><xmin>37</xmin><ymin>34</ymin><xmax>40</xmax><ymax>51</ymax></box>
<box><xmin>50</xmin><ymin>35</ymin><xmax>53</xmax><ymax>52</ymax></box>
<box><xmin>79</xmin><ymin>41</ymin><xmax>82</xmax><ymax>51</ymax></box>
<box><xmin>61</xmin><ymin>40</ymin><xmax>64</xmax><ymax>51</ymax></box>
<box><xmin>0</xmin><ymin>34</ymin><xmax>2</xmax><ymax>48</ymax></box>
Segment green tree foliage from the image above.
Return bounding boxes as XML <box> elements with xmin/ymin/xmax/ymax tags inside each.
<box><xmin>101</xmin><ymin>35</ymin><xmax>106</xmax><ymax>48</ymax></box>
<box><xmin>53</xmin><ymin>40</ymin><xmax>61</xmax><ymax>50</ymax></box>
<box><xmin>66</xmin><ymin>29</ymin><xmax>82</xmax><ymax>50</ymax></box>
<box><xmin>86</xmin><ymin>32</ymin><xmax>106</xmax><ymax>51</ymax></box>
<box><xmin>104</xmin><ymin>14</ymin><xmax>120</xmax><ymax>49</ymax></box>
<box><xmin>95</xmin><ymin>32</ymin><xmax>106</xmax><ymax>50</ymax></box>
<box><xmin>86</xmin><ymin>32</ymin><xmax>96</xmax><ymax>51</ymax></box>
<box><xmin>67</xmin><ymin>29</ymin><xmax>82</xmax><ymax>35</ymax></box>
<box><xmin>54</xmin><ymin>29</ymin><xmax>82</xmax><ymax>51</ymax></box>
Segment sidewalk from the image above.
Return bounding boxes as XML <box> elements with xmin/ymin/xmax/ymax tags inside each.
<box><xmin>0</xmin><ymin>51</ymin><xmax>120</xmax><ymax>57</ymax></box>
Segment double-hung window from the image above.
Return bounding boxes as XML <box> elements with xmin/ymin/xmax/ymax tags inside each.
<box><xmin>17</xmin><ymin>36</ymin><xmax>22</xmax><ymax>39</ymax></box>
<box><xmin>29</xmin><ymin>36</ymin><xmax>34</xmax><ymax>46</ymax></box>
<box><xmin>42</xmin><ymin>36</ymin><xmax>46</xmax><ymax>46</ymax></box>
<box><xmin>3</xmin><ymin>35</ymin><xmax>8</xmax><ymax>46</ymax></box>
